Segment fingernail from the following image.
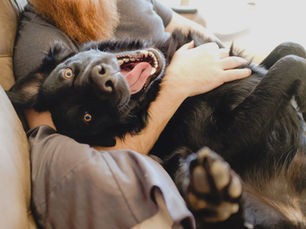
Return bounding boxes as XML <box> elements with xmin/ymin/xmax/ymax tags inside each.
<box><xmin>188</xmin><ymin>40</ymin><xmax>195</xmax><ymax>48</ymax></box>
<box><xmin>222</xmin><ymin>48</ymin><xmax>230</xmax><ymax>53</ymax></box>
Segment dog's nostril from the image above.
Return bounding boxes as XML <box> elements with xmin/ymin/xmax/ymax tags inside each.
<box><xmin>99</xmin><ymin>66</ymin><xmax>106</xmax><ymax>75</ymax></box>
<box><xmin>105</xmin><ymin>79</ymin><xmax>114</xmax><ymax>89</ymax></box>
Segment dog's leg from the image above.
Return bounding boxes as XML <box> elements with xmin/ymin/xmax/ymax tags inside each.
<box><xmin>231</xmin><ymin>54</ymin><xmax>306</xmax><ymax>126</ymax></box>
<box><xmin>166</xmin><ymin>147</ymin><xmax>253</xmax><ymax>229</ymax></box>
<box><xmin>260</xmin><ymin>42</ymin><xmax>306</xmax><ymax>69</ymax></box>
<box><xmin>218</xmin><ymin>55</ymin><xmax>306</xmax><ymax>172</ymax></box>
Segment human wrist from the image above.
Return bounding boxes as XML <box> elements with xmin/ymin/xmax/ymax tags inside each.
<box><xmin>25</xmin><ymin>109</ymin><xmax>56</xmax><ymax>130</ymax></box>
<box><xmin>163</xmin><ymin>65</ymin><xmax>190</xmax><ymax>99</ymax></box>
<box><xmin>94</xmin><ymin>82</ymin><xmax>186</xmax><ymax>154</ymax></box>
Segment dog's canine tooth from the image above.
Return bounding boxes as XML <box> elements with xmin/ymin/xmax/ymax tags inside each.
<box><xmin>141</xmin><ymin>51</ymin><xmax>148</xmax><ymax>57</ymax></box>
<box><xmin>151</xmin><ymin>68</ymin><xmax>156</xmax><ymax>75</ymax></box>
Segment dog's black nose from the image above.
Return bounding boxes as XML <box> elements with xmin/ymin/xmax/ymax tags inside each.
<box><xmin>91</xmin><ymin>64</ymin><xmax>117</xmax><ymax>93</ymax></box>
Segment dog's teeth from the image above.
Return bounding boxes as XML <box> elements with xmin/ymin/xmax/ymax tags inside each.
<box><xmin>154</xmin><ymin>60</ymin><xmax>158</xmax><ymax>68</ymax></box>
<box><xmin>118</xmin><ymin>59</ymin><xmax>124</xmax><ymax>65</ymax></box>
<box><xmin>151</xmin><ymin>68</ymin><xmax>156</xmax><ymax>75</ymax></box>
<box><xmin>123</xmin><ymin>58</ymin><xmax>130</xmax><ymax>63</ymax></box>
<box><xmin>130</xmin><ymin>57</ymin><xmax>136</xmax><ymax>61</ymax></box>
<box><xmin>142</xmin><ymin>51</ymin><xmax>148</xmax><ymax>58</ymax></box>
<box><xmin>148</xmin><ymin>52</ymin><xmax>154</xmax><ymax>58</ymax></box>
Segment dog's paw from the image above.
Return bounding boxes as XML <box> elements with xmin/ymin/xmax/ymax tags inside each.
<box><xmin>185</xmin><ymin>147</ymin><xmax>245</xmax><ymax>224</ymax></box>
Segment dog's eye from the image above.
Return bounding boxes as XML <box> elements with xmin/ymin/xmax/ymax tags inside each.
<box><xmin>83</xmin><ymin>112</ymin><xmax>92</xmax><ymax>123</ymax></box>
<box><xmin>63</xmin><ymin>68</ymin><xmax>74</xmax><ymax>79</ymax></box>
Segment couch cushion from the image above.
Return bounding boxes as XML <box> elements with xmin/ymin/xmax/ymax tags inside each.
<box><xmin>0</xmin><ymin>0</ymin><xmax>27</xmax><ymax>90</ymax></box>
<box><xmin>0</xmin><ymin>86</ymin><xmax>36</xmax><ymax>229</ymax></box>
<box><xmin>0</xmin><ymin>56</ymin><xmax>15</xmax><ymax>90</ymax></box>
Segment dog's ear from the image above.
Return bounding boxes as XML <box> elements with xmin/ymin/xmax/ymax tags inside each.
<box><xmin>7</xmin><ymin>42</ymin><xmax>75</xmax><ymax>113</ymax></box>
<box><xmin>7</xmin><ymin>72</ymin><xmax>45</xmax><ymax>110</ymax></box>
<box><xmin>42</xmin><ymin>41</ymin><xmax>76</xmax><ymax>73</ymax></box>
<box><xmin>32</xmin><ymin>92</ymin><xmax>50</xmax><ymax>111</ymax></box>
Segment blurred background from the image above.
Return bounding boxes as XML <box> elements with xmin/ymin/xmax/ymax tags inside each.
<box><xmin>163</xmin><ymin>0</ymin><xmax>306</xmax><ymax>63</ymax></box>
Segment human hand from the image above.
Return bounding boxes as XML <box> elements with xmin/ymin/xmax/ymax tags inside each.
<box><xmin>165</xmin><ymin>12</ymin><xmax>222</xmax><ymax>45</ymax></box>
<box><xmin>163</xmin><ymin>41</ymin><xmax>251</xmax><ymax>98</ymax></box>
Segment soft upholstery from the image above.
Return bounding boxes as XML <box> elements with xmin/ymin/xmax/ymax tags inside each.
<box><xmin>0</xmin><ymin>87</ymin><xmax>37</xmax><ymax>229</ymax></box>
<box><xmin>0</xmin><ymin>0</ymin><xmax>37</xmax><ymax>228</ymax></box>
<box><xmin>0</xmin><ymin>0</ymin><xmax>25</xmax><ymax>89</ymax></box>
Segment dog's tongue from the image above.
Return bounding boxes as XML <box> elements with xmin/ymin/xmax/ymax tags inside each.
<box><xmin>123</xmin><ymin>62</ymin><xmax>152</xmax><ymax>94</ymax></box>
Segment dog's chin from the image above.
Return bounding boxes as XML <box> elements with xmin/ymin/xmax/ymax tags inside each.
<box><xmin>117</xmin><ymin>94</ymin><xmax>130</xmax><ymax>112</ymax></box>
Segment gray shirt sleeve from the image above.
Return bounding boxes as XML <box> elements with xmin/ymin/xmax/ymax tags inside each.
<box><xmin>151</xmin><ymin>0</ymin><xmax>173</xmax><ymax>27</ymax></box>
<box><xmin>115</xmin><ymin>0</ymin><xmax>172</xmax><ymax>41</ymax></box>
<box><xmin>28</xmin><ymin>125</ymin><xmax>195</xmax><ymax>229</ymax></box>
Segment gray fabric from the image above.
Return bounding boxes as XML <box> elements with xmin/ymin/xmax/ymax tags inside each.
<box><xmin>151</xmin><ymin>0</ymin><xmax>173</xmax><ymax>26</ymax></box>
<box><xmin>29</xmin><ymin>126</ymin><xmax>195</xmax><ymax>229</ymax></box>
<box><xmin>13</xmin><ymin>0</ymin><xmax>173</xmax><ymax>80</ymax></box>
<box><xmin>115</xmin><ymin>0</ymin><xmax>172</xmax><ymax>40</ymax></box>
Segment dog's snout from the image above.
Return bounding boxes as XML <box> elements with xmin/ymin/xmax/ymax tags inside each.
<box><xmin>91</xmin><ymin>64</ymin><xmax>117</xmax><ymax>93</ymax></box>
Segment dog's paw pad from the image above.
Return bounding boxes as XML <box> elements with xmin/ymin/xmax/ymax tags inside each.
<box><xmin>192</xmin><ymin>165</ymin><xmax>211</xmax><ymax>193</ymax></box>
<box><xmin>210</xmin><ymin>160</ymin><xmax>230</xmax><ymax>190</ymax></box>
<box><xmin>187</xmin><ymin>193</ymin><xmax>208</xmax><ymax>209</ymax></box>
<box><xmin>186</xmin><ymin>147</ymin><xmax>243</xmax><ymax>222</ymax></box>
<box><xmin>228</xmin><ymin>175</ymin><xmax>242</xmax><ymax>198</ymax></box>
<box><xmin>205</xmin><ymin>202</ymin><xmax>240</xmax><ymax>222</ymax></box>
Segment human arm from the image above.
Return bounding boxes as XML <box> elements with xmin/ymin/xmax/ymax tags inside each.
<box><xmin>26</xmin><ymin>42</ymin><xmax>251</xmax><ymax>154</ymax></box>
<box><xmin>29</xmin><ymin>126</ymin><xmax>194</xmax><ymax>229</ymax></box>
<box><xmin>166</xmin><ymin>10</ymin><xmax>222</xmax><ymax>44</ymax></box>
<box><xmin>149</xmin><ymin>0</ymin><xmax>221</xmax><ymax>43</ymax></box>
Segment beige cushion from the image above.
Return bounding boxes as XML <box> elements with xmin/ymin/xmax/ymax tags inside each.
<box><xmin>0</xmin><ymin>1</ymin><xmax>38</xmax><ymax>227</ymax></box>
<box><xmin>0</xmin><ymin>86</ymin><xmax>36</xmax><ymax>229</ymax></box>
<box><xmin>0</xmin><ymin>0</ymin><xmax>27</xmax><ymax>90</ymax></box>
<box><xmin>0</xmin><ymin>56</ymin><xmax>15</xmax><ymax>90</ymax></box>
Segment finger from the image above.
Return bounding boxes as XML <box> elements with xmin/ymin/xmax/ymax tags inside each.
<box><xmin>220</xmin><ymin>56</ymin><xmax>249</xmax><ymax>70</ymax></box>
<box><xmin>199</xmin><ymin>42</ymin><xmax>219</xmax><ymax>51</ymax></box>
<box><xmin>219</xmin><ymin>48</ymin><xmax>230</xmax><ymax>59</ymax></box>
<box><xmin>222</xmin><ymin>68</ymin><xmax>252</xmax><ymax>82</ymax></box>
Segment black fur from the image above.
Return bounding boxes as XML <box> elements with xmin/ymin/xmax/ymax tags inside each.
<box><xmin>8</xmin><ymin>31</ymin><xmax>306</xmax><ymax>229</ymax></box>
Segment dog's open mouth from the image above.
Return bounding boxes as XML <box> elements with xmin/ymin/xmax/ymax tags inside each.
<box><xmin>117</xmin><ymin>48</ymin><xmax>163</xmax><ymax>94</ymax></box>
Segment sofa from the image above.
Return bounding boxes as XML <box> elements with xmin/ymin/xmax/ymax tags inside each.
<box><xmin>0</xmin><ymin>0</ymin><xmax>38</xmax><ymax>228</ymax></box>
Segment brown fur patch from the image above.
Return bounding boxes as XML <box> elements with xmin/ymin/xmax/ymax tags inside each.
<box><xmin>29</xmin><ymin>0</ymin><xmax>119</xmax><ymax>44</ymax></box>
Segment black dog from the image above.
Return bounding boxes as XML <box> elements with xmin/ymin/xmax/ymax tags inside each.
<box><xmin>8</xmin><ymin>31</ymin><xmax>306</xmax><ymax>229</ymax></box>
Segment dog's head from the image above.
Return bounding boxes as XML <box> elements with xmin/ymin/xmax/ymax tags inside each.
<box><xmin>34</xmin><ymin>40</ymin><xmax>166</xmax><ymax>146</ymax></box>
